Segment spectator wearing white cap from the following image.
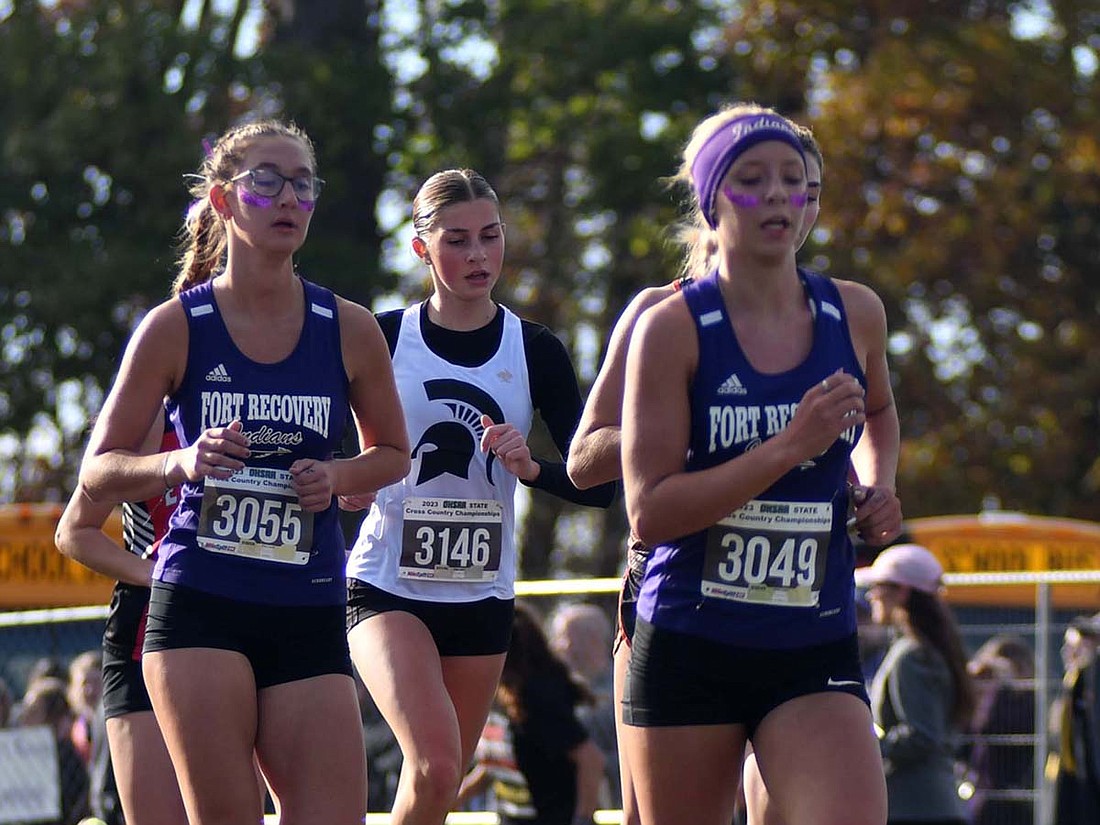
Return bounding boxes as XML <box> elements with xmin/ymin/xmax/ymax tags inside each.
<box><xmin>857</xmin><ymin>544</ymin><xmax>975</xmax><ymax>825</ymax></box>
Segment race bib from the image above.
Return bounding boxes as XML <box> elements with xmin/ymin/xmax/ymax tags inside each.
<box><xmin>701</xmin><ymin>499</ymin><xmax>831</xmax><ymax>607</ymax></box>
<box><xmin>197</xmin><ymin>467</ymin><xmax>314</xmax><ymax>565</ymax></box>
<box><xmin>399</xmin><ymin>497</ymin><xmax>503</xmax><ymax>582</ymax></box>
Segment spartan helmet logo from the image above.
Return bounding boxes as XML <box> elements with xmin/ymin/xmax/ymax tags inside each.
<box><xmin>412</xmin><ymin>379</ymin><xmax>506</xmax><ymax>486</ymax></box>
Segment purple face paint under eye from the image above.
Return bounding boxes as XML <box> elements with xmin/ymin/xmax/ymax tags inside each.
<box><xmin>721</xmin><ymin>186</ymin><xmax>809</xmax><ymax>209</ymax></box>
<box><xmin>239</xmin><ymin>189</ymin><xmax>274</xmax><ymax>209</ymax></box>
<box><xmin>240</xmin><ymin>188</ymin><xmax>316</xmax><ymax>212</ymax></box>
<box><xmin>721</xmin><ymin>186</ymin><xmax>761</xmax><ymax>208</ymax></box>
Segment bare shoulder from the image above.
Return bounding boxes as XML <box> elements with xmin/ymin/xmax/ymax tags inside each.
<box><xmin>335</xmin><ymin>295</ymin><xmax>384</xmax><ymax>343</ymax></box>
<box><xmin>646</xmin><ymin>285</ymin><xmax>693</xmax><ymax>324</ymax></box>
<box><xmin>630</xmin><ymin>282</ymin><xmax>684</xmax><ymax>316</ymax></box>
<box><xmin>334</xmin><ymin>296</ymin><xmax>388</xmax><ymax>381</ymax></box>
<box><xmin>610</xmin><ymin>281</ymin><xmax>685</xmax><ymax>342</ymax></box>
<box><xmin>334</xmin><ymin>294</ymin><xmax>375</xmax><ymax>326</ymax></box>
<box><xmin>832</xmin><ymin>278</ymin><xmax>886</xmax><ymax>325</ymax></box>
<box><xmin>95</xmin><ymin>297</ymin><xmax>186</xmax><ymax>432</ymax></box>
<box><xmin>832</xmin><ymin>277</ymin><xmax>888</xmax><ymax>342</ymax></box>
<box><xmin>141</xmin><ymin>295</ymin><xmax>189</xmax><ymax>339</ymax></box>
<box><xmin>124</xmin><ymin>297</ymin><xmax>188</xmax><ymax>375</ymax></box>
<box><xmin>634</xmin><ymin>288</ymin><xmax>694</xmax><ymax>354</ymax></box>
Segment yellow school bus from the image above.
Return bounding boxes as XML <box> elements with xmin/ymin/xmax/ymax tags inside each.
<box><xmin>0</xmin><ymin>503</ymin><xmax>117</xmax><ymax>609</ymax></box>
<box><xmin>905</xmin><ymin>512</ymin><xmax>1100</xmax><ymax>609</ymax></box>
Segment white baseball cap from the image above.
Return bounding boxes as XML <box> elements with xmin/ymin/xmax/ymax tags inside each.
<box><xmin>854</xmin><ymin>543</ymin><xmax>944</xmax><ymax>594</ymax></box>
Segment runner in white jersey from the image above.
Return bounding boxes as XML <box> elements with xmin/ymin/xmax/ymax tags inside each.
<box><xmin>345</xmin><ymin>300</ymin><xmax>532</xmax><ymax>602</ymax></box>
<box><xmin>345</xmin><ymin>168</ymin><xmax>617</xmax><ymax>825</ymax></box>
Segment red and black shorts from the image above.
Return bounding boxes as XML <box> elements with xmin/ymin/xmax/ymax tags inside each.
<box><xmin>613</xmin><ymin>536</ymin><xmax>652</xmax><ymax>654</ymax></box>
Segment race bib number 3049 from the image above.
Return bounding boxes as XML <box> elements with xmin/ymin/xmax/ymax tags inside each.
<box><xmin>399</xmin><ymin>497</ymin><xmax>503</xmax><ymax>582</ymax></box>
<box><xmin>701</xmin><ymin>499</ymin><xmax>832</xmax><ymax>607</ymax></box>
<box><xmin>197</xmin><ymin>467</ymin><xmax>314</xmax><ymax>565</ymax></box>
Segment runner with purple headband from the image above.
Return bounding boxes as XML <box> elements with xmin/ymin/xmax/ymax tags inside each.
<box><xmin>569</xmin><ymin>106</ymin><xmax>895</xmax><ymax>825</ymax></box>
<box><xmin>617</xmin><ymin>102</ymin><xmax>902</xmax><ymax>825</ymax></box>
<box><xmin>691</xmin><ymin>112</ymin><xmax>809</xmax><ymax>228</ymax></box>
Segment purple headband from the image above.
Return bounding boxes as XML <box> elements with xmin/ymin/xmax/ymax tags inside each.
<box><xmin>691</xmin><ymin>113</ymin><xmax>806</xmax><ymax>229</ymax></box>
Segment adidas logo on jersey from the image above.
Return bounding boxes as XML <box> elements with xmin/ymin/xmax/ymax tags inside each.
<box><xmin>205</xmin><ymin>363</ymin><xmax>232</xmax><ymax>383</ymax></box>
<box><xmin>717</xmin><ymin>373</ymin><xmax>747</xmax><ymax>396</ymax></box>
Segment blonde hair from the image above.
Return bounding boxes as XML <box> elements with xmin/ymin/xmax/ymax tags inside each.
<box><xmin>669</xmin><ymin>102</ymin><xmax>793</xmax><ymax>280</ymax></box>
<box><xmin>173</xmin><ymin>120</ymin><xmax>317</xmax><ymax>296</ymax></box>
<box><xmin>411</xmin><ymin>168</ymin><xmax>500</xmax><ymax>237</ymax></box>
<box><xmin>795</xmin><ymin>122</ymin><xmax>824</xmax><ymax>178</ymax></box>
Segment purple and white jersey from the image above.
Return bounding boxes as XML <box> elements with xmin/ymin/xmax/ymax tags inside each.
<box><xmin>637</xmin><ymin>270</ymin><xmax>865</xmax><ymax>649</ymax></box>
<box><xmin>156</xmin><ymin>277</ymin><xmax>349</xmax><ymax>606</ymax></box>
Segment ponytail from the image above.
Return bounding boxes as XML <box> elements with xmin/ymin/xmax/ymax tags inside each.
<box><xmin>173</xmin><ymin>196</ymin><xmax>226</xmax><ymax>296</ymax></box>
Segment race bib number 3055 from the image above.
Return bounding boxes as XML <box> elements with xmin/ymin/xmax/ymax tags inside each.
<box><xmin>197</xmin><ymin>467</ymin><xmax>314</xmax><ymax>565</ymax></box>
<box><xmin>701</xmin><ymin>499</ymin><xmax>832</xmax><ymax>607</ymax></box>
<box><xmin>399</xmin><ymin>497</ymin><xmax>503</xmax><ymax>582</ymax></box>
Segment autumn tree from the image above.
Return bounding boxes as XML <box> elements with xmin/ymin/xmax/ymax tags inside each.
<box><xmin>388</xmin><ymin>0</ymin><xmax>737</xmax><ymax>577</ymax></box>
<box><xmin>725</xmin><ymin>0</ymin><xmax>1100</xmax><ymax>519</ymax></box>
<box><xmin>0</xmin><ymin>0</ymin><xmax>399</xmax><ymax>502</ymax></box>
<box><xmin>5</xmin><ymin>0</ymin><xmax>1099</xmax><ymax>575</ymax></box>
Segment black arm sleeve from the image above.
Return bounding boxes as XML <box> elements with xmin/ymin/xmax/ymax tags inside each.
<box><xmin>521</xmin><ymin>321</ymin><xmax>619</xmax><ymax>508</ymax></box>
<box><xmin>375</xmin><ymin>308</ymin><xmax>403</xmax><ymax>356</ymax></box>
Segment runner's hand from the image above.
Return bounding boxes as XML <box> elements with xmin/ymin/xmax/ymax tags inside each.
<box><xmin>179</xmin><ymin>420</ymin><xmax>250</xmax><ymax>481</ymax></box>
<box><xmin>338</xmin><ymin>492</ymin><xmax>377</xmax><ymax>511</ymax></box>
<box><xmin>290</xmin><ymin>459</ymin><xmax>336</xmax><ymax>512</ymax></box>
<box><xmin>480</xmin><ymin>415</ymin><xmax>539</xmax><ymax>482</ymax></box>
<box><xmin>851</xmin><ymin>484</ymin><xmax>902</xmax><ymax>546</ymax></box>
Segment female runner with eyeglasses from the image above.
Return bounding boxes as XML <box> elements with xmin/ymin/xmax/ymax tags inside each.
<box><xmin>76</xmin><ymin>120</ymin><xmax>410</xmax><ymax>825</ymax></box>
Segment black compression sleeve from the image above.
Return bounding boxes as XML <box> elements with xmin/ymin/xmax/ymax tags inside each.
<box><xmin>376</xmin><ymin>308</ymin><xmax>403</xmax><ymax>356</ymax></box>
<box><xmin>520</xmin><ymin>321</ymin><xmax>618</xmax><ymax>508</ymax></box>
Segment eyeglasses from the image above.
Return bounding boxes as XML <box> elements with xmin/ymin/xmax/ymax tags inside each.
<box><xmin>230</xmin><ymin>167</ymin><xmax>325</xmax><ymax>202</ymax></box>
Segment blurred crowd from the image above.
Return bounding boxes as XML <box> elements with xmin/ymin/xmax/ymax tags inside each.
<box><xmin>1</xmin><ymin>651</ymin><xmax>103</xmax><ymax>825</ymax></box>
<box><xmin>2</xmin><ymin>596</ymin><xmax>1099</xmax><ymax>825</ymax></box>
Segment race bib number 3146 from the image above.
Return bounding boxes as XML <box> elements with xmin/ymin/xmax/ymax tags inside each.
<box><xmin>701</xmin><ymin>499</ymin><xmax>831</xmax><ymax>607</ymax></box>
<box><xmin>197</xmin><ymin>467</ymin><xmax>314</xmax><ymax>565</ymax></box>
<box><xmin>399</xmin><ymin>497</ymin><xmax>503</xmax><ymax>582</ymax></box>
